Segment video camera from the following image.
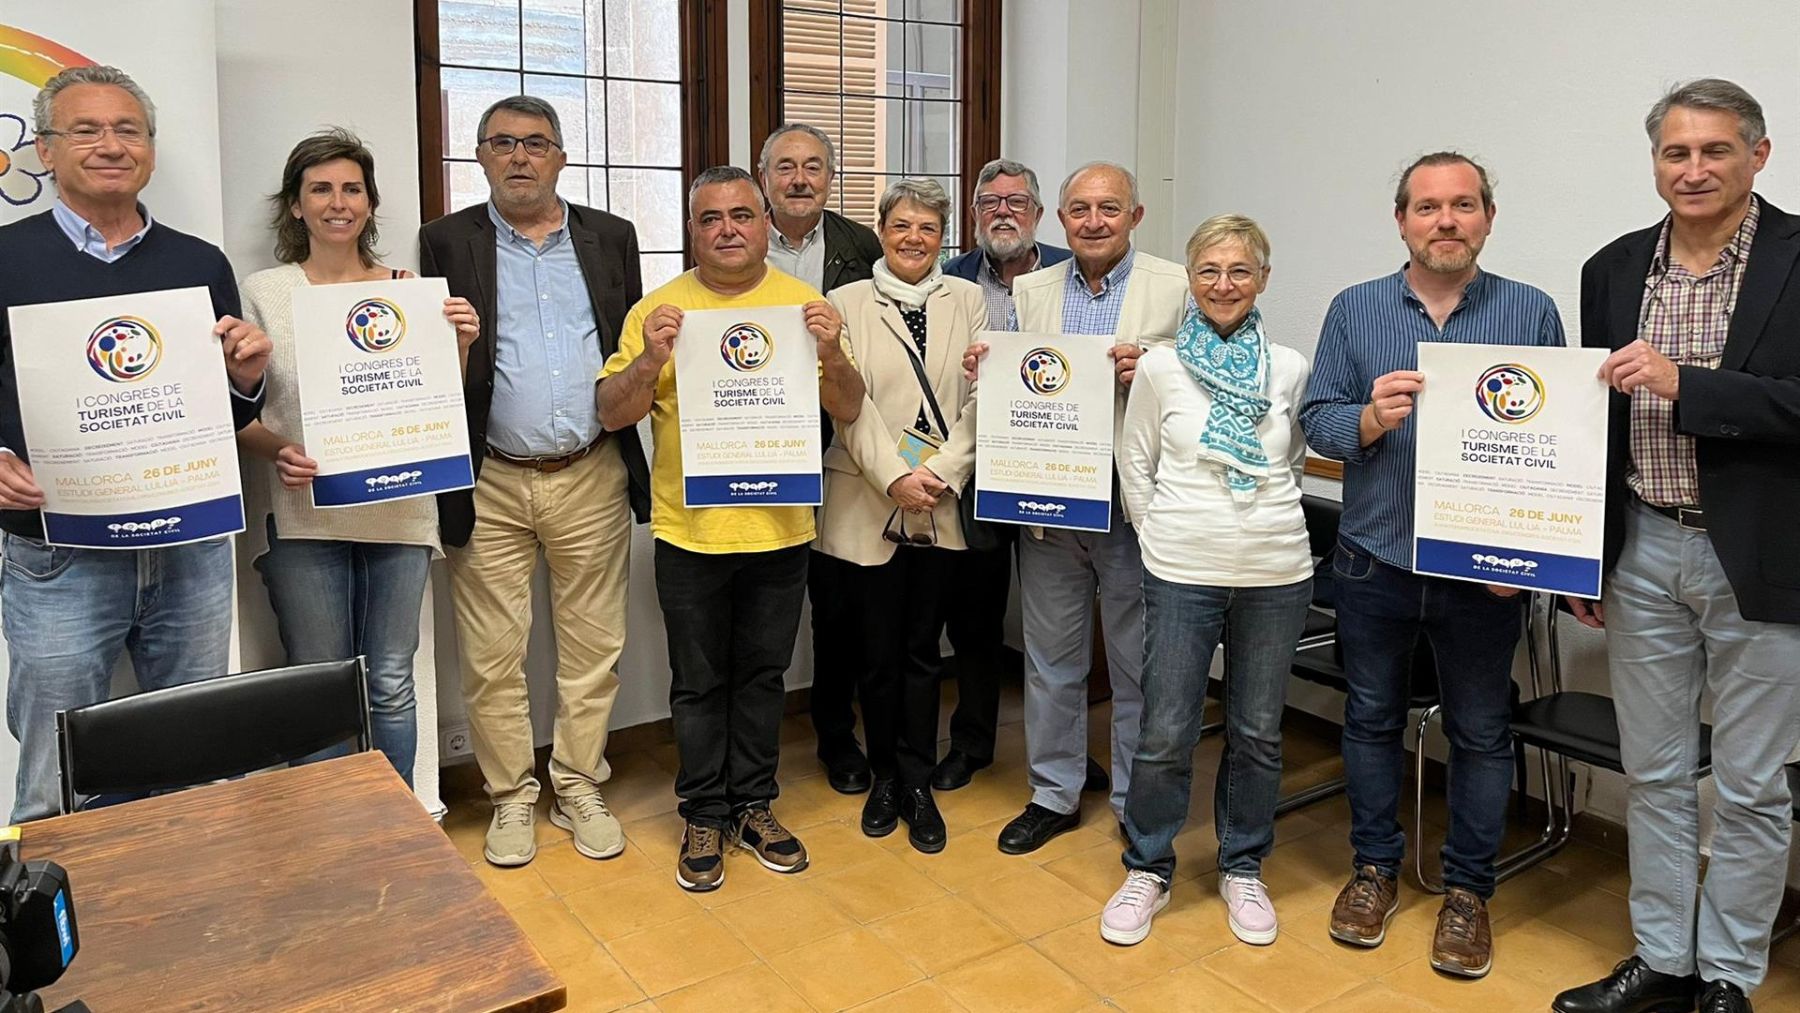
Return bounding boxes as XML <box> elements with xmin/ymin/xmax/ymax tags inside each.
<box><xmin>0</xmin><ymin>828</ymin><xmax>83</xmax><ymax>1013</ymax></box>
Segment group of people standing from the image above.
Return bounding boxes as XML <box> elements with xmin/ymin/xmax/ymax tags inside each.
<box><xmin>1</xmin><ymin>62</ymin><xmax>1796</xmax><ymax>1013</ymax></box>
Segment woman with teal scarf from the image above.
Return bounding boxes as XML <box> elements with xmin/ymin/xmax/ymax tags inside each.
<box><xmin>1100</xmin><ymin>215</ymin><xmax>1315</xmax><ymax>949</ymax></box>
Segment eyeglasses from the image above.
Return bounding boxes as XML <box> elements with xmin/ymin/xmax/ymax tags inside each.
<box><xmin>482</xmin><ymin>134</ymin><xmax>561</xmax><ymax>157</ymax></box>
<box><xmin>881</xmin><ymin>507</ymin><xmax>938</xmax><ymax>546</ymax></box>
<box><xmin>974</xmin><ymin>193</ymin><xmax>1037</xmax><ymax>215</ymax></box>
<box><xmin>39</xmin><ymin>124</ymin><xmax>152</xmax><ymax>147</ymax></box>
<box><xmin>1193</xmin><ymin>266</ymin><xmax>1261</xmax><ymax>287</ymax></box>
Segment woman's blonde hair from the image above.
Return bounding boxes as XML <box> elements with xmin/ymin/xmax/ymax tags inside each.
<box><xmin>1184</xmin><ymin>214</ymin><xmax>1271</xmax><ymax>270</ymax></box>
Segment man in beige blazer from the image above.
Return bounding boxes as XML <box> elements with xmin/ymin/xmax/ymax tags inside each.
<box><xmin>966</xmin><ymin>161</ymin><xmax>1189</xmax><ymax>854</ymax></box>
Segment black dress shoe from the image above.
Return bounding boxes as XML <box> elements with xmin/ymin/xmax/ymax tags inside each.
<box><xmin>997</xmin><ymin>802</ymin><xmax>1079</xmax><ymax>855</ymax></box>
<box><xmin>1699</xmin><ymin>980</ymin><xmax>1751</xmax><ymax>1013</ymax></box>
<box><xmin>861</xmin><ymin>779</ymin><xmax>899</xmax><ymax>837</ymax></box>
<box><xmin>1083</xmin><ymin>756</ymin><xmax>1109</xmax><ymax>793</ymax></box>
<box><xmin>931</xmin><ymin>750</ymin><xmax>990</xmax><ymax>791</ymax></box>
<box><xmin>900</xmin><ymin>786</ymin><xmax>947</xmax><ymax>854</ymax></box>
<box><xmin>1552</xmin><ymin>956</ymin><xmax>1699</xmax><ymax>1013</ymax></box>
<box><xmin>827</xmin><ymin>762</ymin><xmax>872</xmax><ymax>795</ymax></box>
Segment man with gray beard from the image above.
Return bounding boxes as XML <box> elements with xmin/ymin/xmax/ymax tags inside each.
<box><xmin>933</xmin><ymin>159</ymin><xmax>1072</xmax><ymax>790</ymax></box>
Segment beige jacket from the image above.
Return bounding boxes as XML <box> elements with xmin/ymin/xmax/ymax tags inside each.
<box><xmin>1011</xmin><ymin>248</ymin><xmax>1190</xmax><ymax>526</ymax></box>
<box><xmin>816</xmin><ymin>276</ymin><xmax>989</xmax><ymax>566</ymax></box>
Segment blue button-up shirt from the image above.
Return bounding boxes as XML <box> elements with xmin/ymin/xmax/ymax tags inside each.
<box><xmin>52</xmin><ymin>199</ymin><xmax>152</xmax><ymax>263</ymax></box>
<box><xmin>1061</xmin><ymin>248</ymin><xmax>1136</xmax><ymax>335</ymax></box>
<box><xmin>485</xmin><ymin>200</ymin><xmax>604</xmax><ymax>457</ymax></box>
<box><xmin>1300</xmin><ymin>267</ymin><xmax>1566</xmax><ymax>568</ymax></box>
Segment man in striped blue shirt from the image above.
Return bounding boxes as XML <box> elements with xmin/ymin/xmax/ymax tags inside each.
<box><xmin>1300</xmin><ymin>152</ymin><xmax>1565</xmax><ymax>980</ymax></box>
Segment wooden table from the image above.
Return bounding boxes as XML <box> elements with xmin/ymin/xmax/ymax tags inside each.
<box><xmin>25</xmin><ymin>752</ymin><xmax>564</xmax><ymax>1013</ymax></box>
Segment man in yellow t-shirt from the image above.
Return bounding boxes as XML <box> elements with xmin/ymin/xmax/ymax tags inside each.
<box><xmin>597</xmin><ymin>165</ymin><xmax>865</xmax><ymax>893</ymax></box>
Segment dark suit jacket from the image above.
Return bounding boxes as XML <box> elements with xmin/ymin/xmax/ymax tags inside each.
<box><xmin>419</xmin><ymin>203</ymin><xmax>651</xmax><ymax>547</ymax></box>
<box><xmin>821</xmin><ymin>208</ymin><xmax>882</xmax><ymax>293</ymax></box>
<box><xmin>1583</xmin><ymin>195</ymin><xmax>1800</xmax><ymax>623</ymax></box>
<box><xmin>942</xmin><ymin>241</ymin><xmax>1072</xmax><ymax>283</ymax></box>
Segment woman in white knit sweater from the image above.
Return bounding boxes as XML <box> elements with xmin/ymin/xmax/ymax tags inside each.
<box><xmin>1100</xmin><ymin>215</ymin><xmax>1314</xmax><ymax>949</ymax></box>
<box><xmin>237</xmin><ymin>130</ymin><xmax>478</xmax><ymax>785</ymax></box>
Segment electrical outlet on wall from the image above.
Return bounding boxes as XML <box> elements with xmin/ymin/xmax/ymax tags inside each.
<box><xmin>441</xmin><ymin>724</ymin><xmax>473</xmax><ymax>759</ymax></box>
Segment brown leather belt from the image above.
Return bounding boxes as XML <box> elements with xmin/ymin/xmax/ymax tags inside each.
<box><xmin>485</xmin><ymin>434</ymin><xmax>606</xmax><ymax>473</ymax></box>
<box><xmin>1641</xmin><ymin>499</ymin><xmax>1705</xmax><ymax>530</ymax></box>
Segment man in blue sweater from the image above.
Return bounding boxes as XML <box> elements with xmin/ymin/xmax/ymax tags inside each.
<box><xmin>0</xmin><ymin>66</ymin><xmax>270</xmax><ymax>821</ymax></box>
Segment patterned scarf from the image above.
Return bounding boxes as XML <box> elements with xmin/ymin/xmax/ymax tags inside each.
<box><xmin>1175</xmin><ymin>299</ymin><xmax>1271</xmax><ymax>500</ymax></box>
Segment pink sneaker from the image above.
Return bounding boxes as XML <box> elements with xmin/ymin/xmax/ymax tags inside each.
<box><xmin>1100</xmin><ymin>869</ymin><xmax>1169</xmax><ymax>945</ymax></box>
<box><xmin>1220</xmin><ymin>873</ymin><xmax>1278</xmax><ymax>944</ymax></box>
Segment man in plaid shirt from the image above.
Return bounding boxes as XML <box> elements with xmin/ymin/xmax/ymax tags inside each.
<box><xmin>1555</xmin><ymin>79</ymin><xmax>1800</xmax><ymax>1013</ymax></box>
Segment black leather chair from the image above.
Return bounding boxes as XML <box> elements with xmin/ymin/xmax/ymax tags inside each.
<box><xmin>55</xmin><ymin>658</ymin><xmax>373</xmax><ymax>814</ymax></box>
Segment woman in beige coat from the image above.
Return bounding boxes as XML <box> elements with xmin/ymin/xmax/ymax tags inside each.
<box><xmin>817</xmin><ymin>178</ymin><xmax>989</xmax><ymax>853</ymax></box>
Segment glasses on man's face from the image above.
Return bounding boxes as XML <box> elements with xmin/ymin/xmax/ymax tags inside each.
<box><xmin>882</xmin><ymin>507</ymin><xmax>937</xmax><ymax>546</ymax></box>
<box><xmin>482</xmin><ymin>134</ymin><xmax>560</xmax><ymax>157</ymax></box>
<box><xmin>974</xmin><ymin>193</ymin><xmax>1036</xmax><ymax>215</ymax></box>
<box><xmin>40</xmin><ymin>123</ymin><xmax>152</xmax><ymax>148</ymax></box>
<box><xmin>1193</xmin><ymin>266</ymin><xmax>1260</xmax><ymax>288</ymax></box>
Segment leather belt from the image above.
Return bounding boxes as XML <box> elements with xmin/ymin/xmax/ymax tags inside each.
<box><xmin>1641</xmin><ymin>499</ymin><xmax>1705</xmax><ymax>531</ymax></box>
<box><xmin>485</xmin><ymin>434</ymin><xmax>606</xmax><ymax>474</ymax></box>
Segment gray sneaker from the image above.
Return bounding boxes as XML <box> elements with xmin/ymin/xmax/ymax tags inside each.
<box><xmin>484</xmin><ymin>800</ymin><xmax>538</xmax><ymax>867</ymax></box>
<box><xmin>550</xmin><ymin>793</ymin><xmax>624</xmax><ymax>859</ymax></box>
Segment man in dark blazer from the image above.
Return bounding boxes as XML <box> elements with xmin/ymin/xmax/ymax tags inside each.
<box><xmin>758</xmin><ymin>122</ymin><xmax>882</xmax><ymax>793</ymax></box>
<box><xmin>1554</xmin><ymin>79</ymin><xmax>1800</xmax><ymax>1013</ymax></box>
<box><xmin>419</xmin><ymin>95</ymin><xmax>648</xmax><ymax>870</ymax></box>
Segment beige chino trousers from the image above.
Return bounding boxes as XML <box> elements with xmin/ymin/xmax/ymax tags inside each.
<box><xmin>449</xmin><ymin>439</ymin><xmax>631</xmax><ymax>804</ymax></box>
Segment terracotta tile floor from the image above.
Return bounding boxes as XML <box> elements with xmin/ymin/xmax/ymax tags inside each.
<box><xmin>440</xmin><ymin>682</ymin><xmax>1800</xmax><ymax>1012</ymax></box>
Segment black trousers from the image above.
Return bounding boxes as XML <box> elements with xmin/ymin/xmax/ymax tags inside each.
<box><xmin>808</xmin><ymin>550</ymin><xmax>866</xmax><ymax>766</ymax></box>
<box><xmin>846</xmin><ymin>546</ymin><xmax>954</xmax><ymax>787</ymax></box>
<box><xmin>942</xmin><ymin>542</ymin><xmax>1014</xmax><ymax>765</ymax></box>
<box><xmin>655</xmin><ymin>540</ymin><xmax>809</xmax><ymax>826</ymax></box>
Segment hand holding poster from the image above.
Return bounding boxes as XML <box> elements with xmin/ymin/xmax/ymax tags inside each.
<box><xmin>1413</xmin><ymin>344</ymin><xmax>1610</xmax><ymax>596</ymax></box>
<box><xmin>9</xmin><ymin>286</ymin><xmax>244</xmax><ymax>548</ymax></box>
<box><xmin>673</xmin><ymin>306</ymin><xmax>821</xmax><ymax>507</ymax></box>
<box><xmin>973</xmin><ymin>332</ymin><xmax>1113</xmax><ymax>532</ymax></box>
<box><xmin>288</xmin><ymin>277</ymin><xmax>474</xmax><ymax>508</ymax></box>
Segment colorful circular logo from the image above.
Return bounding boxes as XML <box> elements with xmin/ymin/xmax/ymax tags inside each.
<box><xmin>1475</xmin><ymin>363</ymin><xmax>1546</xmax><ymax>423</ymax></box>
<box><xmin>346</xmin><ymin>298</ymin><xmax>407</xmax><ymax>353</ymax></box>
<box><xmin>720</xmin><ymin>322</ymin><xmax>773</xmax><ymax>372</ymax></box>
<box><xmin>1020</xmin><ymin>346</ymin><xmax>1071</xmax><ymax>396</ymax></box>
<box><xmin>86</xmin><ymin>316</ymin><xmax>163</xmax><ymax>383</ymax></box>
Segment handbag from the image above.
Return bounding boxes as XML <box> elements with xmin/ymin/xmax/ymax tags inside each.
<box><xmin>890</xmin><ymin>327</ymin><xmax>1016</xmax><ymax>552</ymax></box>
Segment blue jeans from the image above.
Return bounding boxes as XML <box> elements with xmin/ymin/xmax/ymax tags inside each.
<box><xmin>256</xmin><ymin>518</ymin><xmax>432</xmax><ymax>786</ymax></box>
<box><xmin>3</xmin><ymin>533</ymin><xmax>234</xmax><ymax>822</ymax></box>
<box><xmin>1123</xmin><ymin>571</ymin><xmax>1312</xmax><ymax>881</ymax></box>
<box><xmin>1332</xmin><ymin>538</ymin><xmax>1522</xmax><ymax>897</ymax></box>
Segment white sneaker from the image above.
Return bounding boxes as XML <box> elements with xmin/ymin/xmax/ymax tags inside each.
<box><xmin>483</xmin><ymin>801</ymin><xmax>537</xmax><ymax>867</ymax></box>
<box><xmin>1220</xmin><ymin>873</ymin><xmax>1278</xmax><ymax>945</ymax></box>
<box><xmin>1100</xmin><ymin>869</ymin><xmax>1170</xmax><ymax>945</ymax></box>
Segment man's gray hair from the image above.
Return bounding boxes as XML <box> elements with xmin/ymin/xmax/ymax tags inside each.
<box><xmin>476</xmin><ymin>95</ymin><xmax>564</xmax><ymax>147</ymax></box>
<box><xmin>1645</xmin><ymin>78</ymin><xmax>1766</xmax><ymax>149</ymax></box>
<box><xmin>1058</xmin><ymin>161</ymin><xmax>1140</xmax><ymax>209</ymax></box>
<box><xmin>974</xmin><ymin>158</ymin><xmax>1042</xmax><ymax>206</ymax></box>
<box><xmin>757</xmin><ymin>123</ymin><xmax>837</xmax><ymax>179</ymax></box>
<box><xmin>34</xmin><ymin>65</ymin><xmax>157</xmax><ymax>137</ymax></box>
<box><xmin>878</xmin><ymin>178</ymin><xmax>952</xmax><ymax>227</ymax></box>
<box><xmin>688</xmin><ymin>165</ymin><xmax>765</xmax><ymax>217</ymax></box>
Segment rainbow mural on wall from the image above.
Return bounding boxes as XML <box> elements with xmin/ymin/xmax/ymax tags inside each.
<box><xmin>0</xmin><ymin>23</ymin><xmax>95</xmax><ymax>211</ymax></box>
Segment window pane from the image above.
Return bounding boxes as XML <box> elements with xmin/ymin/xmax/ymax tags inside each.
<box><xmin>587</xmin><ymin>168</ymin><xmax>610</xmax><ymax>210</ymax></box>
<box><xmin>554</xmin><ymin>168</ymin><xmax>590</xmax><ymax>207</ymax></box>
<box><xmin>442</xmin><ymin>67</ymin><xmax>523</xmax><ymax>156</ymax></box>
<box><xmin>522</xmin><ymin>0</ymin><xmax>585</xmax><ymax>73</ymax></box>
<box><xmin>603</xmin><ymin>0</ymin><xmax>681</xmax><ymax>81</ymax></box>
<box><xmin>523</xmin><ymin>73</ymin><xmax>592</xmax><ymax>164</ymax></box>
<box><xmin>610</xmin><ymin>168</ymin><xmax>683</xmax><ymax>251</ymax></box>
<box><xmin>439</xmin><ymin>0</ymin><xmax>520</xmax><ymax>69</ymax></box>
<box><xmin>905</xmin><ymin>0</ymin><xmax>959</xmax><ymax>24</ymax></box>
<box><xmin>786</xmin><ymin>0</ymin><xmax>841</xmax><ymax>13</ymax></box>
<box><xmin>642</xmin><ymin>253</ymin><xmax>684</xmax><ymax>291</ymax></box>
<box><xmin>897</xmin><ymin>22</ymin><xmax>959</xmax><ymax>99</ymax></box>
<box><xmin>782</xmin><ymin>7</ymin><xmax>854</xmax><ymax>96</ymax></box>
<box><xmin>445</xmin><ymin>161</ymin><xmax>490</xmax><ymax>213</ymax></box>
<box><xmin>606</xmin><ymin>80</ymin><xmax>681</xmax><ymax>165</ymax></box>
<box><xmin>899</xmin><ymin>98</ymin><xmax>958</xmax><ymax>176</ymax></box>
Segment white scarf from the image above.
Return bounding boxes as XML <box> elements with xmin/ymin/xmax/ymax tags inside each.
<box><xmin>871</xmin><ymin>257</ymin><xmax>946</xmax><ymax>309</ymax></box>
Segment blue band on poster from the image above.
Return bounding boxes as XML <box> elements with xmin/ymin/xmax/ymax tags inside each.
<box><xmin>685</xmin><ymin>472</ymin><xmax>822</xmax><ymax>506</ymax></box>
<box><xmin>43</xmin><ymin>495</ymin><xmax>243</xmax><ymax>548</ymax></box>
<box><xmin>311</xmin><ymin>455</ymin><xmax>474</xmax><ymax>507</ymax></box>
<box><xmin>1415</xmin><ymin>536</ymin><xmax>1601</xmax><ymax>597</ymax></box>
<box><xmin>974</xmin><ymin>489</ymin><xmax>1111</xmax><ymax>532</ymax></box>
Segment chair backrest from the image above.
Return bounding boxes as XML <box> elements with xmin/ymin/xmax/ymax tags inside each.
<box><xmin>1299</xmin><ymin>493</ymin><xmax>1342</xmax><ymax>561</ymax></box>
<box><xmin>55</xmin><ymin>658</ymin><xmax>372</xmax><ymax>814</ymax></box>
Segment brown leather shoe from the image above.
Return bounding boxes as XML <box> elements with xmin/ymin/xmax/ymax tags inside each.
<box><xmin>676</xmin><ymin>822</ymin><xmax>726</xmax><ymax>892</ymax></box>
<box><xmin>1430</xmin><ymin>887</ymin><xmax>1493</xmax><ymax>979</ymax></box>
<box><xmin>1328</xmin><ymin>865</ymin><xmax>1400</xmax><ymax>947</ymax></box>
<box><xmin>734</xmin><ymin>805</ymin><xmax>809</xmax><ymax>874</ymax></box>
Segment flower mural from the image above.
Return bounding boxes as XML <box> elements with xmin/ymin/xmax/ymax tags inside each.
<box><xmin>0</xmin><ymin>112</ymin><xmax>49</xmax><ymax>208</ymax></box>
